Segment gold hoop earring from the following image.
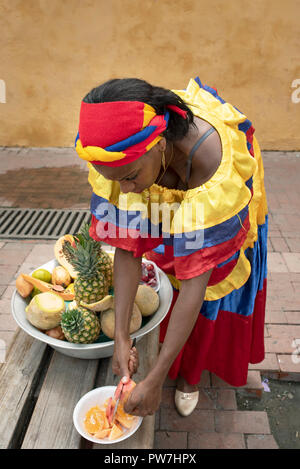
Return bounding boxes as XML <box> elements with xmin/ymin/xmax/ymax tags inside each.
<box><xmin>161</xmin><ymin>151</ymin><xmax>166</xmax><ymax>171</ymax></box>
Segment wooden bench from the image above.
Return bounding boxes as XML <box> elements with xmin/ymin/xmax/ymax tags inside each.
<box><xmin>0</xmin><ymin>327</ymin><xmax>159</xmax><ymax>449</ymax></box>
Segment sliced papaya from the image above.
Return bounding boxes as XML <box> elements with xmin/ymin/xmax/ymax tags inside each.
<box><xmin>21</xmin><ymin>274</ymin><xmax>74</xmax><ymax>301</ymax></box>
<box><xmin>114</xmin><ymin>378</ymin><xmax>136</xmax><ymax>404</ymax></box>
<box><xmin>116</xmin><ymin>402</ymin><xmax>136</xmax><ymax>428</ymax></box>
<box><xmin>108</xmin><ymin>422</ymin><xmax>124</xmax><ymax>440</ymax></box>
<box><xmin>54</xmin><ymin>235</ymin><xmax>78</xmax><ymax>279</ymax></box>
<box><xmin>105</xmin><ymin>396</ymin><xmax>116</xmax><ymax>426</ymax></box>
<box><xmin>94</xmin><ymin>428</ymin><xmax>111</xmax><ymax>439</ymax></box>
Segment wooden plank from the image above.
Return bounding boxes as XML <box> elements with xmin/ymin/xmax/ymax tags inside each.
<box><xmin>0</xmin><ymin>328</ymin><xmax>48</xmax><ymax>449</ymax></box>
<box><xmin>92</xmin><ymin>327</ymin><xmax>159</xmax><ymax>449</ymax></box>
<box><xmin>21</xmin><ymin>351</ymin><xmax>99</xmax><ymax>449</ymax></box>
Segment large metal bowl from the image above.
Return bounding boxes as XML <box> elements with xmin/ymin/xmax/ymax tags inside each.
<box><xmin>11</xmin><ymin>257</ymin><xmax>173</xmax><ymax>359</ymax></box>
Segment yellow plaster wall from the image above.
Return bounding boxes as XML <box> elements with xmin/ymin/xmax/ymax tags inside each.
<box><xmin>0</xmin><ymin>0</ymin><xmax>300</xmax><ymax>149</ymax></box>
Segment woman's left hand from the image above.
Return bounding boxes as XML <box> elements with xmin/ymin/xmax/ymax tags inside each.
<box><xmin>123</xmin><ymin>378</ymin><xmax>162</xmax><ymax>417</ymax></box>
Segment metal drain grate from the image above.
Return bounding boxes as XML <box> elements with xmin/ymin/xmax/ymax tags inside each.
<box><xmin>0</xmin><ymin>208</ymin><xmax>91</xmax><ymax>240</ymax></box>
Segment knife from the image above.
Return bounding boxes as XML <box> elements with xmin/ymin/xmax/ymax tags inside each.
<box><xmin>112</xmin><ymin>337</ymin><xmax>136</xmax><ymax>423</ymax></box>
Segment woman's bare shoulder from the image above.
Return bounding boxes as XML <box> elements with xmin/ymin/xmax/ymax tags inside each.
<box><xmin>189</xmin><ymin>118</ymin><xmax>223</xmax><ymax>188</ymax></box>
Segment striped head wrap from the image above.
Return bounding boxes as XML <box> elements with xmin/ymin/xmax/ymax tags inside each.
<box><xmin>75</xmin><ymin>101</ymin><xmax>187</xmax><ymax>167</ymax></box>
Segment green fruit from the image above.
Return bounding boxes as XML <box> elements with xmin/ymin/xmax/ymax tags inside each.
<box><xmin>32</xmin><ymin>268</ymin><xmax>52</xmax><ymax>283</ymax></box>
<box><xmin>31</xmin><ymin>286</ymin><xmax>41</xmax><ymax>298</ymax></box>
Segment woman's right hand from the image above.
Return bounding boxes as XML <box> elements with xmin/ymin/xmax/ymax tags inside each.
<box><xmin>112</xmin><ymin>336</ymin><xmax>139</xmax><ymax>379</ymax></box>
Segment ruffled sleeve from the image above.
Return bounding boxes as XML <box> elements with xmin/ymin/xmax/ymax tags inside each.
<box><xmin>167</xmin><ymin>78</ymin><xmax>265</xmax><ymax>299</ymax></box>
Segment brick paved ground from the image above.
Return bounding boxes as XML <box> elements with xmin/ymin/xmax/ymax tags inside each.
<box><xmin>1</xmin><ymin>148</ymin><xmax>300</xmax><ymax>448</ymax></box>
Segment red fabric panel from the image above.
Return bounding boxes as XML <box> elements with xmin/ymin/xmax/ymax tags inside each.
<box><xmin>174</xmin><ymin>214</ymin><xmax>250</xmax><ymax>279</ymax></box>
<box><xmin>159</xmin><ymin>278</ymin><xmax>267</xmax><ymax>387</ymax></box>
<box><xmin>89</xmin><ymin>215</ymin><xmax>162</xmax><ymax>258</ymax></box>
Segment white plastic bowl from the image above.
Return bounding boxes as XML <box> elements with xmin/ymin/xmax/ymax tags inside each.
<box><xmin>73</xmin><ymin>386</ymin><xmax>143</xmax><ymax>444</ymax></box>
<box><xmin>11</xmin><ymin>256</ymin><xmax>173</xmax><ymax>359</ymax></box>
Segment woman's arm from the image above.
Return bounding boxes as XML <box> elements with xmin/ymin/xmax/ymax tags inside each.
<box><xmin>111</xmin><ymin>247</ymin><xmax>142</xmax><ymax>378</ymax></box>
<box><xmin>146</xmin><ymin>268</ymin><xmax>213</xmax><ymax>385</ymax></box>
<box><xmin>124</xmin><ymin>268</ymin><xmax>213</xmax><ymax>415</ymax></box>
<box><xmin>113</xmin><ymin>247</ymin><xmax>142</xmax><ymax>340</ymax></box>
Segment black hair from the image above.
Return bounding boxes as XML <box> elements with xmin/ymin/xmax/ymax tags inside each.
<box><xmin>82</xmin><ymin>78</ymin><xmax>195</xmax><ymax>141</ymax></box>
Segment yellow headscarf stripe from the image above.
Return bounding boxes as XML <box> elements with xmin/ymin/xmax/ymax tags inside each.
<box><xmin>75</xmin><ymin>138</ymin><xmax>126</xmax><ymax>162</ymax></box>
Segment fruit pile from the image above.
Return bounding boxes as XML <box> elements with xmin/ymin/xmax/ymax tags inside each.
<box><xmin>15</xmin><ymin>223</ymin><xmax>160</xmax><ymax>344</ymax></box>
<box><xmin>84</xmin><ymin>379</ymin><xmax>137</xmax><ymax>441</ymax></box>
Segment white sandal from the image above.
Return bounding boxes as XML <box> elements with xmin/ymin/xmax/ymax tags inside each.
<box><xmin>174</xmin><ymin>389</ymin><xmax>199</xmax><ymax>416</ymax></box>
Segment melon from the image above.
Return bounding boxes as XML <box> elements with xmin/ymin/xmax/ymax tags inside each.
<box><xmin>100</xmin><ymin>303</ymin><xmax>142</xmax><ymax>339</ymax></box>
<box><xmin>25</xmin><ymin>291</ymin><xmax>65</xmax><ymax>330</ymax></box>
<box><xmin>134</xmin><ymin>284</ymin><xmax>159</xmax><ymax>316</ymax></box>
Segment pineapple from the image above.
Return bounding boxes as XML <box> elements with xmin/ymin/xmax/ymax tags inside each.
<box><xmin>76</xmin><ymin>223</ymin><xmax>113</xmax><ymax>290</ymax></box>
<box><xmin>63</xmin><ymin>241</ymin><xmax>109</xmax><ymax>305</ymax></box>
<box><xmin>61</xmin><ymin>307</ymin><xmax>101</xmax><ymax>344</ymax></box>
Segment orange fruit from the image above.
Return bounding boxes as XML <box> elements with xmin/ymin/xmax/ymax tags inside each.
<box><xmin>84</xmin><ymin>405</ymin><xmax>106</xmax><ymax>434</ymax></box>
<box><xmin>94</xmin><ymin>428</ymin><xmax>111</xmax><ymax>439</ymax></box>
<box><xmin>108</xmin><ymin>422</ymin><xmax>124</xmax><ymax>440</ymax></box>
<box><xmin>116</xmin><ymin>402</ymin><xmax>136</xmax><ymax>429</ymax></box>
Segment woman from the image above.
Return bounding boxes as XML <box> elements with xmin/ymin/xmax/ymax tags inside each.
<box><xmin>75</xmin><ymin>77</ymin><xmax>268</xmax><ymax>417</ymax></box>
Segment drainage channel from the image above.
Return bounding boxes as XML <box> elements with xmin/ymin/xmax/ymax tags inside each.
<box><xmin>0</xmin><ymin>208</ymin><xmax>91</xmax><ymax>239</ymax></box>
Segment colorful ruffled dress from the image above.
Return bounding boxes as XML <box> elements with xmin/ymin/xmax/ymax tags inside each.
<box><xmin>88</xmin><ymin>77</ymin><xmax>268</xmax><ymax>387</ymax></box>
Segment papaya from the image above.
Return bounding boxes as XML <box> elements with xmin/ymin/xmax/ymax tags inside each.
<box><xmin>108</xmin><ymin>423</ymin><xmax>124</xmax><ymax>440</ymax></box>
<box><xmin>54</xmin><ymin>235</ymin><xmax>78</xmax><ymax>279</ymax></box>
<box><xmin>21</xmin><ymin>274</ymin><xmax>74</xmax><ymax>301</ymax></box>
<box><xmin>94</xmin><ymin>428</ymin><xmax>111</xmax><ymax>439</ymax></box>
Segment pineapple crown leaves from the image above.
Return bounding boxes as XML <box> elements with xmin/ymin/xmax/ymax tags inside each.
<box><xmin>62</xmin><ymin>222</ymin><xmax>104</xmax><ymax>266</ymax></box>
<box><xmin>63</xmin><ymin>241</ymin><xmax>103</xmax><ymax>278</ymax></box>
<box><xmin>61</xmin><ymin>308</ymin><xmax>85</xmax><ymax>333</ymax></box>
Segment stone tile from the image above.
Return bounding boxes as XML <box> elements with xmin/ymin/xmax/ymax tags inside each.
<box><xmin>267</xmin><ymin>324</ymin><xmax>300</xmax><ymax>337</ymax></box>
<box><xmin>285</xmin><ymin>311</ymin><xmax>300</xmax><ymax>324</ymax></box>
<box><xmin>0</xmin><ymin>330</ymin><xmax>16</xmax><ymax>357</ymax></box>
<box><xmin>216</xmin><ymin>389</ymin><xmax>237</xmax><ymax>410</ymax></box>
<box><xmin>277</xmin><ymin>354</ymin><xmax>300</xmax><ymax>373</ymax></box>
<box><xmin>0</xmin><ymin>285</ymin><xmax>15</xmax><ymax>300</ymax></box>
<box><xmin>0</xmin><ymin>243</ymin><xmax>33</xmax><ymax>266</ymax></box>
<box><xmin>154</xmin><ymin>431</ymin><xmax>188</xmax><ymax>449</ymax></box>
<box><xmin>269</xmin><ymin>237</ymin><xmax>290</xmax><ymax>252</ymax></box>
<box><xmin>265</xmin><ymin>310</ymin><xmax>288</xmax><ymax>324</ymax></box>
<box><xmin>246</xmin><ymin>434</ymin><xmax>279</xmax><ymax>449</ymax></box>
<box><xmin>248</xmin><ymin>354</ymin><xmax>279</xmax><ymax>372</ymax></box>
<box><xmin>198</xmin><ymin>370</ymin><xmax>211</xmax><ymax>387</ymax></box>
<box><xmin>160</xmin><ymin>408</ymin><xmax>214</xmax><ymax>432</ymax></box>
<box><xmin>0</xmin><ymin>299</ymin><xmax>12</xmax><ymax>315</ymax></box>
<box><xmin>0</xmin><ymin>314</ymin><xmax>18</xmax><ymax>331</ymax></box>
<box><xmin>282</xmin><ymin>253</ymin><xmax>300</xmax><ymax>273</ymax></box>
<box><xmin>265</xmin><ymin>337</ymin><xmax>296</xmax><ymax>354</ymax></box>
<box><xmin>267</xmin><ymin>253</ymin><xmax>288</xmax><ymax>272</ymax></box>
<box><xmin>215</xmin><ymin>411</ymin><xmax>271</xmax><ymax>434</ymax></box>
<box><xmin>188</xmin><ymin>432</ymin><xmax>246</xmax><ymax>449</ymax></box>
<box><xmin>285</xmin><ymin>238</ymin><xmax>300</xmax><ymax>253</ymax></box>
<box><xmin>0</xmin><ymin>265</ymin><xmax>19</xmax><ymax>285</ymax></box>
<box><xmin>21</xmin><ymin>244</ymin><xmax>56</xmax><ymax>266</ymax></box>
